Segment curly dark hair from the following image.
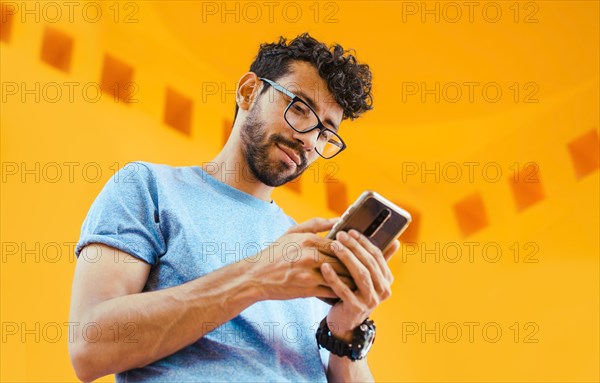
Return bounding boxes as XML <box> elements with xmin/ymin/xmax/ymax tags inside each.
<box><xmin>235</xmin><ymin>33</ymin><xmax>373</xmax><ymax>122</ymax></box>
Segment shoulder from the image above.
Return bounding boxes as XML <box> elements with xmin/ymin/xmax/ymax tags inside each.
<box><xmin>125</xmin><ymin>161</ymin><xmax>170</xmax><ymax>177</ymax></box>
<box><xmin>121</xmin><ymin>161</ymin><xmax>197</xmax><ymax>183</ymax></box>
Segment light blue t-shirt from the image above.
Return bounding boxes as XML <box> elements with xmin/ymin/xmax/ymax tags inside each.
<box><xmin>75</xmin><ymin>161</ymin><xmax>331</xmax><ymax>382</ymax></box>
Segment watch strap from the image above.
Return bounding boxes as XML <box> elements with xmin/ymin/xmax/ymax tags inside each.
<box><xmin>316</xmin><ymin>318</ymin><xmax>353</xmax><ymax>358</ymax></box>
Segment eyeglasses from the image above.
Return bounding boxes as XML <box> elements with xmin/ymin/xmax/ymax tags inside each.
<box><xmin>259</xmin><ymin>77</ymin><xmax>346</xmax><ymax>159</ymax></box>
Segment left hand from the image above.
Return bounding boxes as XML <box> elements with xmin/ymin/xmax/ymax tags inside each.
<box><xmin>320</xmin><ymin>229</ymin><xmax>400</xmax><ymax>342</ymax></box>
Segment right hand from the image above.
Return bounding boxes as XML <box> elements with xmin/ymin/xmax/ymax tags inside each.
<box><xmin>248</xmin><ymin>217</ymin><xmax>356</xmax><ymax>301</ymax></box>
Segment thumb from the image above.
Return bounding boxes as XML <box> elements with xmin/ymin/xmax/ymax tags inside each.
<box><xmin>287</xmin><ymin>217</ymin><xmax>339</xmax><ymax>234</ymax></box>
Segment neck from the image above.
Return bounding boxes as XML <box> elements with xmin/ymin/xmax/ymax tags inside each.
<box><xmin>201</xmin><ymin>147</ymin><xmax>274</xmax><ymax>203</ymax></box>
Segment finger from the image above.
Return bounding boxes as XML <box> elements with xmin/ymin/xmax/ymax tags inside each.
<box><xmin>313</xmin><ymin>242</ymin><xmax>338</xmax><ymax>258</ymax></box>
<box><xmin>315</xmin><ymin>265</ymin><xmax>356</xmax><ymax>291</ymax></box>
<box><xmin>383</xmin><ymin>239</ymin><xmax>401</xmax><ymax>262</ymax></box>
<box><xmin>309</xmin><ymin>235</ymin><xmax>359</xmax><ymax>258</ymax></box>
<box><xmin>314</xmin><ymin>286</ymin><xmax>338</xmax><ymax>299</ymax></box>
<box><xmin>286</xmin><ymin>217</ymin><xmax>339</xmax><ymax>234</ymax></box>
<box><xmin>348</xmin><ymin>229</ymin><xmax>393</xmax><ymax>283</ymax></box>
<box><xmin>339</xmin><ymin>231</ymin><xmax>388</xmax><ymax>295</ymax></box>
<box><xmin>311</xmin><ymin>237</ymin><xmax>341</xmax><ymax>257</ymax></box>
<box><xmin>320</xmin><ymin>262</ymin><xmax>358</xmax><ymax>304</ymax></box>
<box><xmin>338</xmin><ymin>275</ymin><xmax>357</xmax><ymax>291</ymax></box>
<box><xmin>331</xmin><ymin>234</ymin><xmax>376</xmax><ymax>297</ymax></box>
<box><xmin>319</xmin><ymin>254</ymin><xmax>352</xmax><ymax>277</ymax></box>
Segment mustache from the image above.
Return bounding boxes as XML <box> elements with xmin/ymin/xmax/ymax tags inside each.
<box><xmin>269</xmin><ymin>134</ymin><xmax>307</xmax><ymax>168</ymax></box>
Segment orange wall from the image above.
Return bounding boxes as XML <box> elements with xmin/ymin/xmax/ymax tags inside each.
<box><xmin>1</xmin><ymin>1</ymin><xmax>598</xmax><ymax>382</ymax></box>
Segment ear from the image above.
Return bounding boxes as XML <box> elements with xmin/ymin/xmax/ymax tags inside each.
<box><xmin>236</xmin><ymin>72</ymin><xmax>260</xmax><ymax>112</ymax></box>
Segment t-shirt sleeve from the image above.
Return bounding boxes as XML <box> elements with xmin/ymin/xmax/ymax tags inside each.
<box><xmin>74</xmin><ymin>162</ymin><xmax>166</xmax><ymax>266</ymax></box>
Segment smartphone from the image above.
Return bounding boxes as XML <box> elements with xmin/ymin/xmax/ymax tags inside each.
<box><xmin>320</xmin><ymin>191</ymin><xmax>412</xmax><ymax>305</ymax></box>
<box><xmin>327</xmin><ymin>191</ymin><xmax>412</xmax><ymax>251</ymax></box>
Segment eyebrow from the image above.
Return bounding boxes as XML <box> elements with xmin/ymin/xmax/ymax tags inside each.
<box><xmin>294</xmin><ymin>89</ymin><xmax>339</xmax><ymax>132</ymax></box>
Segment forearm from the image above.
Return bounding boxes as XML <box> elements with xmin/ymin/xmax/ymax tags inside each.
<box><xmin>325</xmin><ymin>328</ymin><xmax>375</xmax><ymax>383</ymax></box>
<box><xmin>70</xmin><ymin>260</ymin><xmax>263</xmax><ymax>382</ymax></box>
<box><xmin>327</xmin><ymin>355</ymin><xmax>374</xmax><ymax>383</ymax></box>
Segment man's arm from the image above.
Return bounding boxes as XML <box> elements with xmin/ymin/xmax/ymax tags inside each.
<box><xmin>68</xmin><ymin>218</ymin><xmax>348</xmax><ymax>382</ymax></box>
<box><xmin>68</xmin><ymin>243</ymin><xmax>264</xmax><ymax>382</ymax></box>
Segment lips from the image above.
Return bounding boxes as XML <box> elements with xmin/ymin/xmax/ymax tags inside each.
<box><xmin>276</xmin><ymin>144</ymin><xmax>301</xmax><ymax>167</ymax></box>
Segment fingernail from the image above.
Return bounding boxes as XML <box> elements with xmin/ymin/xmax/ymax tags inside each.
<box><xmin>332</xmin><ymin>241</ymin><xmax>343</xmax><ymax>252</ymax></box>
<box><xmin>349</xmin><ymin>229</ymin><xmax>359</xmax><ymax>238</ymax></box>
<box><xmin>337</xmin><ymin>231</ymin><xmax>348</xmax><ymax>241</ymax></box>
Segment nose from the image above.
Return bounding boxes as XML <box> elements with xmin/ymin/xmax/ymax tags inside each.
<box><xmin>291</xmin><ymin>128</ymin><xmax>320</xmax><ymax>153</ymax></box>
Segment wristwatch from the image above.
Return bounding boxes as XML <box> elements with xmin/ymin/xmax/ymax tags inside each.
<box><xmin>315</xmin><ymin>317</ymin><xmax>376</xmax><ymax>361</ymax></box>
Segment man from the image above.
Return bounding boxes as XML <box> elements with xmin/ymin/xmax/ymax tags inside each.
<box><xmin>69</xmin><ymin>33</ymin><xmax>399</xmax><ymax>382</ymax></box>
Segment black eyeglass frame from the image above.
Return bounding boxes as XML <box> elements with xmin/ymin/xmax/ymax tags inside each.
<box><xmin>259</xmin><ymin>77</ymin><xmax>346</xmax><ymax>159</ymax></box>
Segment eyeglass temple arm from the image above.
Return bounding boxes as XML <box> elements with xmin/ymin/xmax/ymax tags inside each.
<box><xmin>259</xmin><ymin>77</ymin><xmax>297</xmax><ymax>99</ymax></box>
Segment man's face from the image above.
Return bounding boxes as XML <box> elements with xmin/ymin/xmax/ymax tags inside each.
<box><xmin>240</xmin><ymin>61</ymin><xmax>344</xmax><ymax>187</ymax></box>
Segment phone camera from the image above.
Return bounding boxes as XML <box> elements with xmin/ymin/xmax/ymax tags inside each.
<box><xmin>364</xmin><ymin>209</ymin><xmax>391</xmax><ymax>237</ymax></box>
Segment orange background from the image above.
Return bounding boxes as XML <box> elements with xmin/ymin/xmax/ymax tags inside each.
<box><xmin>1</xmin><ymin>1</ymin><xmax>599</xmax><ymax>382</ymax></box>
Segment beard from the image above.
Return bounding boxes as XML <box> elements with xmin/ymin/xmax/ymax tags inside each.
<box><xmin>240</xmin><ymin>103</ymin><xmax>308</xmax><ymax>187</ymax></box>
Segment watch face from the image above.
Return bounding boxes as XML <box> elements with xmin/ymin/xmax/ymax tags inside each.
<box><xmin>352</xmin><ymin>325</ymin><xmax>376</xmax><ymax>360</ymax></box>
